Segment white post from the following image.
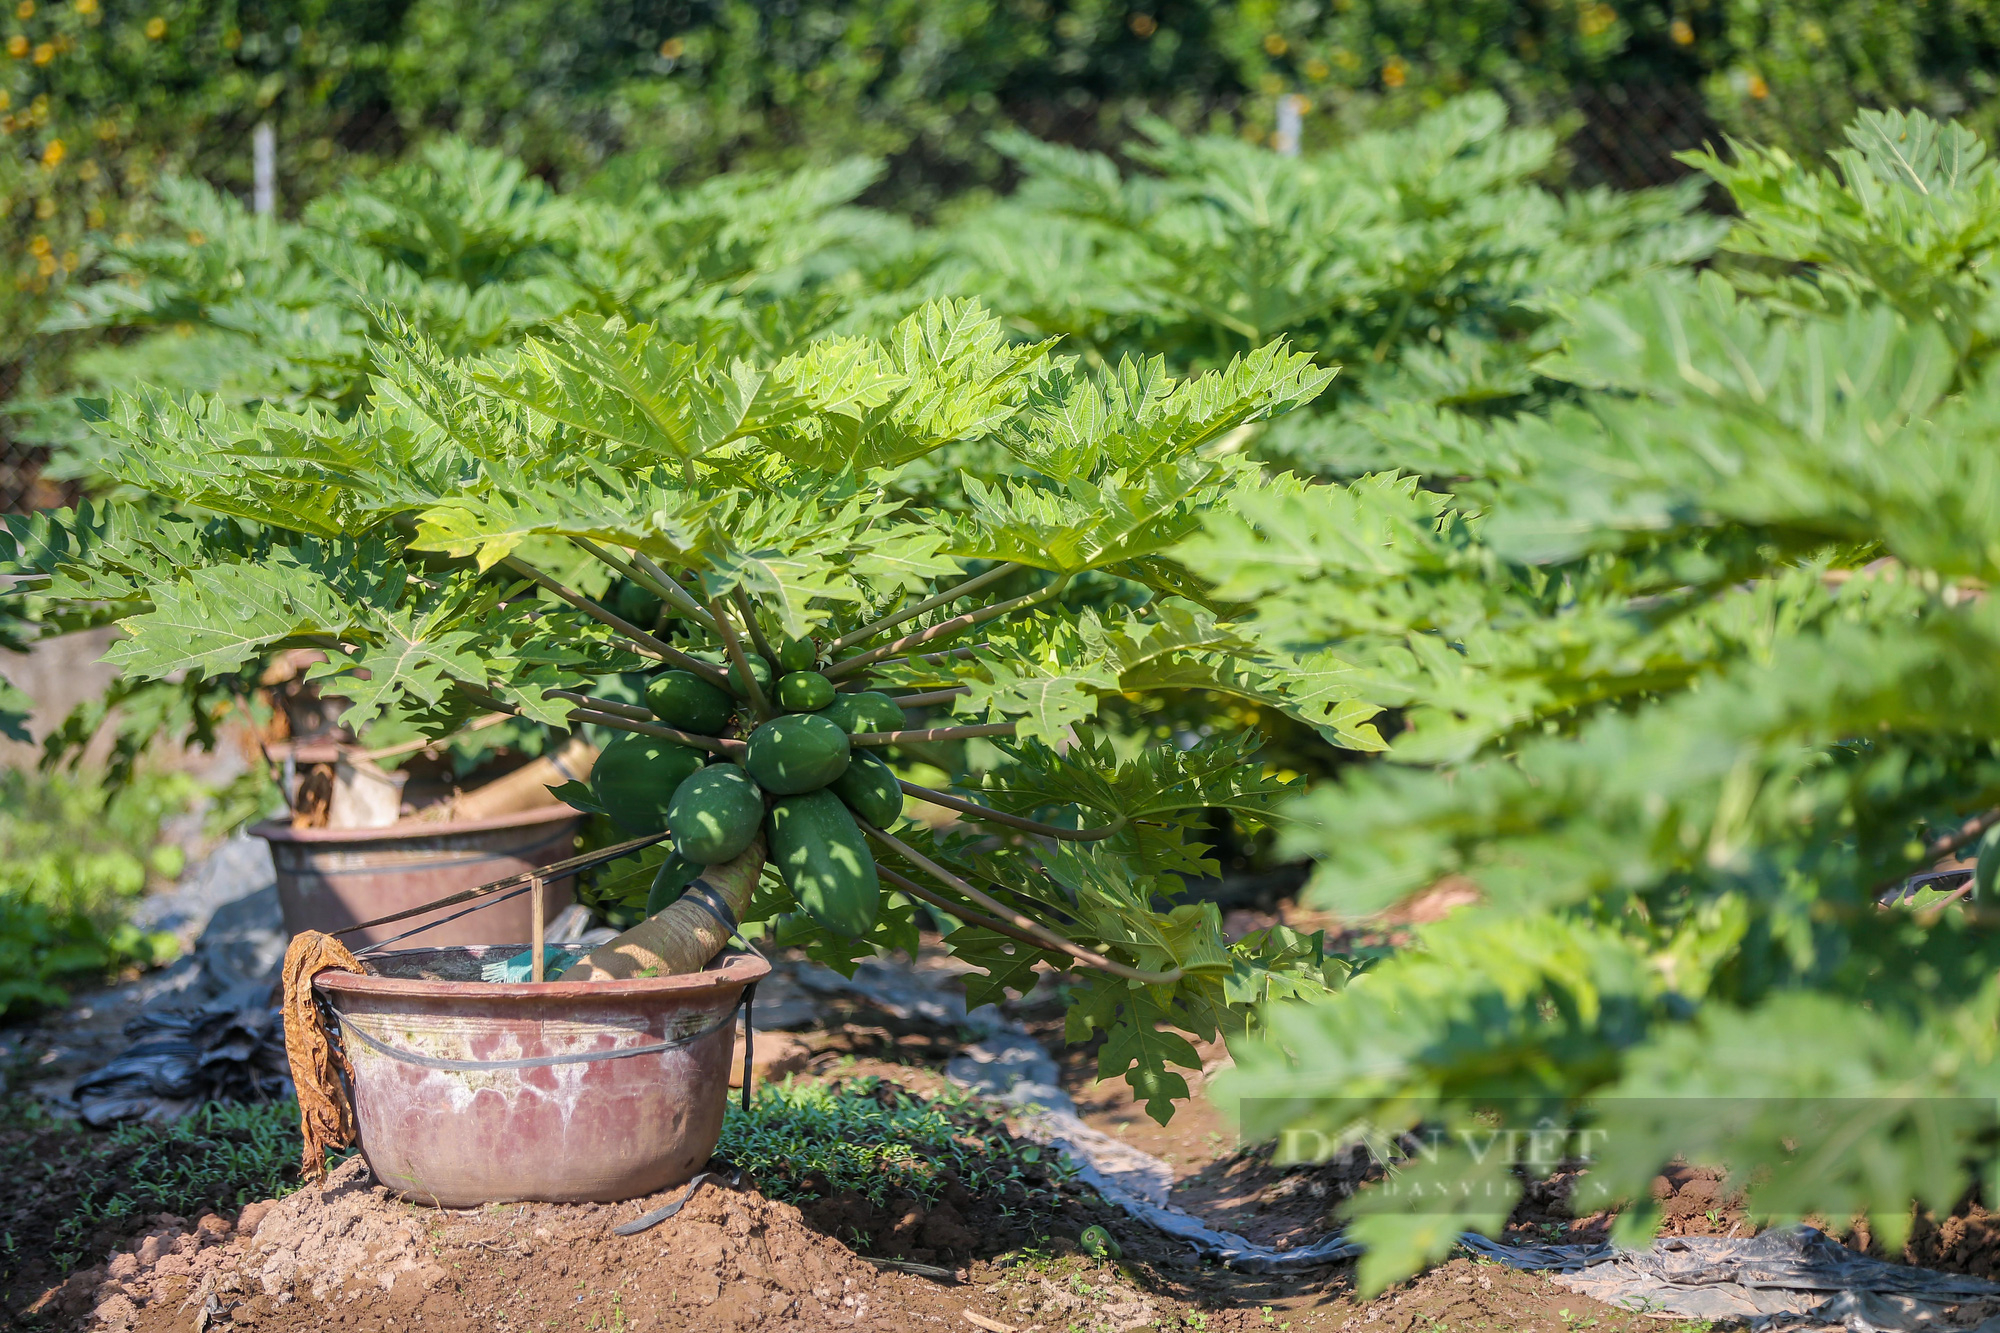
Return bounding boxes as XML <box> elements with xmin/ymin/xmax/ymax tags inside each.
<box><xmin>253</xmin><ymin>122</ymin><xmax>276</xmax><ymax>216</ymax></box>
<box><xmin>1275</xmin><ymin>95</ymin><xmax>1306</xmax><ymax>157</ymax></box>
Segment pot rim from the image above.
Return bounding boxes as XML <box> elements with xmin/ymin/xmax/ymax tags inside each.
<box><xmin>313</xmin><ymin>945</ymin><xmax>770</xmax><ymax>1001</ymax></box>
<box><xmin>250</xmin><ymin>802</ymin><xmax>582</xmax><ymax>845</ymax></box>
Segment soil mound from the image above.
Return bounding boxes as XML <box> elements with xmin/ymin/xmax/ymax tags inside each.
<box><xmin>54</xmin><ymin>1156</ymin><xmax>1147</xmax><ymax>1332</ymax></box>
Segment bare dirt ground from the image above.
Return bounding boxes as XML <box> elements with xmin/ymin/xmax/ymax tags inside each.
<box><xmin>34</xmin><ymin>1156</ymin><xmax>1696</xmax><ymax>1333</ymax></box>
<box><xmin>21</xmin><ymin>906</ymin><xmax>2000</xmax><ymax>1331</ymax></box>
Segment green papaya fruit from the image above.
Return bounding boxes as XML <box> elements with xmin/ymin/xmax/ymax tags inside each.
<box><xmin>821</xmin><ymin>691</ymin><xmax>906</xmax><ymax>736</ymax></box>
<box><xmin>592</xmin><ymin>732</ymin><xmax>705</xmax><ymax>836</ymax></box>
<box><xmin>645</xmin><ymin>853</ymin><xmax>703</xmax><ymax>914</ymax></box>
<box><xmin>645</xmin><ymin>670</ymin><xmax>735</xmax><ymax>735</ymax></box>
<box><xmin>729</xmin><ymin>653</ymin><xmax>774</xmax><ymax>700</ymax></box>
<box><xmin>775</xmin><ymin>634</ymin><xmax>817</xmax><ymax>673</ymax></box>
<box><xmin>768</xmin><ymin>788</ymin><xmax>880</xmax><ymax>939</ymax></box>
<box><xmin>744</xmin><ymin>714</ymin><xmax>851</xmax><ymax>795</ymax></box>
<box><xmin>831</xmin><ymin>750</ymin><xmax>902</xmax><ymax>828</ymax></box>
<box><xmin>1974</xmin><ymin>824</ymin><xmax>2000</xmax><ymax>901</ymax></box>
<box><xmin>776</xmin><ymin>671</ymin><xmax>835</xmax><ymax>713</ymax></box>
<box><xmin>666</xmin><ymin>764</ymin><xmax>765</xmax><ymax>864</ymax></box>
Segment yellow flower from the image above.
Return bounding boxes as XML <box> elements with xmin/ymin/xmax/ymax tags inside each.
<box><xmin>33</xmin><ymin>195</ymin><xmax>54</xmax><ymax>218</ymax></box>
<box><xmin>1304</xmin><ymin>57</ymin><xmax>1329</xmax><ymax>80</ymax></box>
<box><xmin>37</xmin><ymin>253</ymin><xmax>56</xmax><ymax>277</ymax></box>
<box><xmin>28</xmin><ymin>233</ymin><xmax>49</xmax><ymax>255</ymax></box>
<box><xmin>76</xmin><ymin>157</ymin><xmax>96</xmax><ymax>180</ymax></box>
<box><xmin>75</xmin><ymin>0</ymin><xmax>96</xmax><ymax>12</ymax></box>
<box><xmin>1128</xmin><ymin>13</ymin><xmax>1156</xmax><ymax>37</ymax></box>
<box><xmin>1748</xmin><ymin>72</ymin><xmax>1769</xmax><ymax>99</ymax></box>
<box><xmin>40</xmin><ymin>136</ymin><xmax>63</xmax><ymax>167</ymax></box>
<box><xmin>144</xmin><ymin>14</ymin><xmax>165</xmax><ymax>38</ymax></box>
<box><xmin>1579</xmin><ymin>3</ymin><xmax>1617</xmax><ymax>37</ymax></box>
<box><xmin>6</xmin><ymin>34</ymin><xmax>26</xmax><ymax>57</ymax></box>
<box><xmin>186</xmin><ymin>228</ymin><xmax>205</xmax><ymax>246</ymax></box>
<box><xmin>1382</xmin><ymin>56</ymin><xmax>1408</xmax><ymax>88</ymax></box>
<box><xmin>1263</xmin><ymin>32</ymin><xmax>1288</xmax><ymax>56</ymax></box>
<box><xmin>32</xmin><ymin>40</ymin><xmax>52</xmax><ymax>63</ymax></box>
<box><xmin>14</xmin><ymin>0</ymin><xmax>31</xmax><ymax>17</ymax></box>
<box><xmin>657</xmin><ymin>36</ymin><xmax>682</xmax><ymax>58</ymax></box>
<box><xmin>1670</xmin><ymin>18</ymin><xmax>1694</xmax><ymax>44</ymax></box>
<box><xmin>0</xmin><ymin>90</ymin><xmax>9</xmax><ymax>109</ymax></box>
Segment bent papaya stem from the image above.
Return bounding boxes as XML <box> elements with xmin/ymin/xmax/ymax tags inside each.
<box><xmin>860</xmin><ymin>822</ymin><xmax>1182</xmax><ymax>986</ymax></box>
<box><xmin>546</xmin><ymin>690</ymin><xmax>652</xmax><ymax>723</ymax></box>
<box><xmin>731</xmin><ymin>589</ymin><xmax>779</xmax><ymax>665</ymax></box>
<box><xmin>896</xmin><ymin>780</ymin><xmax>1122</xmax><ymax>842</ymax></box>
<box><xmin>833</xmin><ymin>645</ymin><xmax>991</xmax><ymax>692</ymax></box>
<box><xmin>890</xmin><ymin>687</ymin><xmax>971</xmax><ymax>708</ymax></box>
<box><xmin>501</xmin><ymin>557</ymin><xmax>732</xmax><ymax>690</ymax></box>
<box><xmin>876</xmin><ymin>864</ymin><xmax>1064</xmax><ymax>955</ymax></box>
<box><xmin>830</xmin><ymin>563</ymin><xmax>1019</xmax><ymax>652</ymax></box>
<box><xmin>852</xmin><ymin>723</ymin><xmax>1017</xmax><ymax>746</ymax></box>
<box><xmin>628</xmin><ymin>550</ymin><xmax>720</xmax><ymax>629</ymax></box>
<box><xmin>825</xmin><ymin>581</ymin><xmax>1063</xmax><ymax>681</ymax></box>
<box><xmin>563</xmin><ymin>837</ymin><xmax>767</xmax><ymax>981</ymax></box>
<box><xmin>572</xmin><ymin>538</ymin><xmax>719</xmax><ymax>632</ymax></box>
<box><xmin>709</xmin><ymin>597</ymin><xmax>775</xmax><ymax>720</ymax></box>
<box><xmin>556</xmin><ymin>700</ymin><xmax>747</xmax><ymax>756</ymax></box>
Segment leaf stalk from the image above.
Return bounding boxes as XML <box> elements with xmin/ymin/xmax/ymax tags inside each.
<box><xmin>897</xmin><ymin>779</ymin><xmax>1121</xmax><ymax>841</ymax></box>
<box><xmin>861</xmin><ymin>821</ymin><xmax>1181</xmax><ymax>986</ymax></box>
<box><xmin>830</xmin><ymin>563</ymin><xmax>1018</xmax><ymax>652</ymax></box>
<box><xmin>825</xmin><ymin>580</ymin><xmax>1063</xmax><ymax>681</ymax></box>
<box><xmin>500</xmin><ymin>557</ymin><xmax>731</xmax><ymax>690</ymax></box>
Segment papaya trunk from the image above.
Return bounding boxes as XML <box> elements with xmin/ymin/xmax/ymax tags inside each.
<box><xmin>563</xmin><ymin>837</ymin><xmax>765</xmax><ymax>981</ymax></box>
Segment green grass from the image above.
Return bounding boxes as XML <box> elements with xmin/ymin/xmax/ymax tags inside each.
<box><xmin>0</xmin><ymin>1098</ymin><xmax>302</xmax><ymax>1275</ymax></box>
<box><xmin>0</xmin><ymin>768</ymin><xmax>195</xmax><ymax>1017</ymax></box>
<box><xmin>716</xmin><ymin>1075</ymin><xmax>1064</xmax><ymax>1208</ymax></box>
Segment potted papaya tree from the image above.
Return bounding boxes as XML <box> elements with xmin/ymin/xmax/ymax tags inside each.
<box><xmin>5</xmin><ymin>298</ymin><xmax>1378</xmax><ymax>1201</ymax></box>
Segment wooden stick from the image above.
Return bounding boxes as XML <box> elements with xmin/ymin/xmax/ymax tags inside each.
<box><xmin>531</xmin><ymin>875</ymin><xmax>546</xmax><ymax>983</ymax></box>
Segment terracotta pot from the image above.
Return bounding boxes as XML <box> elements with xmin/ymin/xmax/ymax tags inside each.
<box><xmin>251</xmin><ymin>805</ymin><xmax>581</xmax><ymax>948</ymax></box>
<box><xmin>314</xmin><ymin>945</ymin><xmax>767</xmax><ymax>1206</ymax></box>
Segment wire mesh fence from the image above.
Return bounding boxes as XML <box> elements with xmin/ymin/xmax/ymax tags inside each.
<box><xmin>0</xmin><ymin>348</ymin><xmax>78</xmax><ymax>515</ymax></box>
<box><xmin>1565</xmin><ymin>82</ymin><xmax>1725</xmax><ymax>191</ymax></box>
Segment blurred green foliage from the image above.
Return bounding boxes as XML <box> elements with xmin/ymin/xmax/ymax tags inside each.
<box><xmin>0</xmin><ymin>766</ymin><xmax>189</xmax><ymax>1016</ymax></box>
<box><xmin>10</xmin><ymin>0</ymin><xmax>2000</xmax><ymax>368</ymax></box>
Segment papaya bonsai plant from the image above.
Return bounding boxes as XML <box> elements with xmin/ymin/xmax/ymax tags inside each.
<box><xmin>2</xmin><ymin>299</ymin><xmax>1377</xmax><ymax>1119</ymax></box>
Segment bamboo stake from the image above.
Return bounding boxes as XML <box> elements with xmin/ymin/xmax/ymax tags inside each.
<box><xmin>531</xmin><ymin>875</ymin><xmax>546</xmax><ymax>983</ymax></box>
